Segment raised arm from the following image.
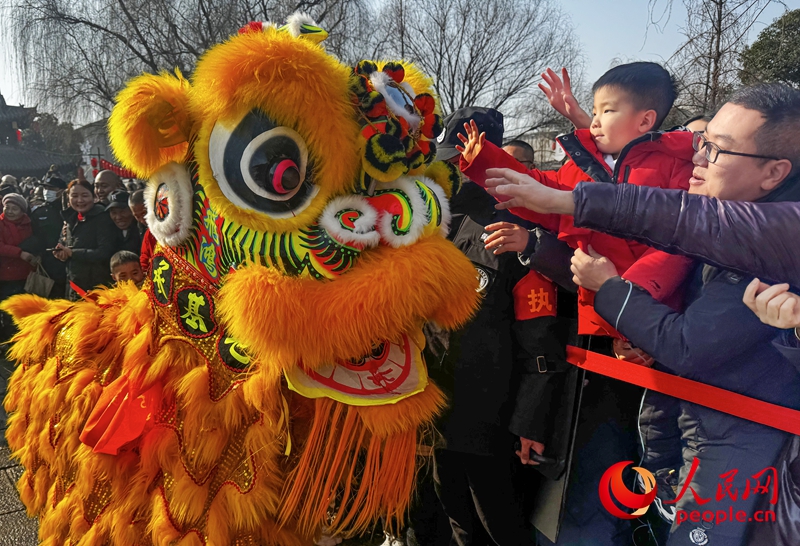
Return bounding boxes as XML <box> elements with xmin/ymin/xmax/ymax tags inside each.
<box><xmin>572</xmin><ymin>183</ymin><xmax>800</xmax><ymax>287</ymax></box>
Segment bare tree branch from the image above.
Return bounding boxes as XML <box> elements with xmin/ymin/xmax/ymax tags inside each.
<box><xmin>373</xmin><ymin>0</ymin><xmax>583</xmax><ymax>135</ymax></box>
<box><xmin>4</xmin><ymin>0</ymin><xmax>367</xmax><ymax>123</ymax></box>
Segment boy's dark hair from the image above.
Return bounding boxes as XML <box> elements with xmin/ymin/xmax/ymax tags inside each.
<box><xmin>592</xmin><ymin>62</ymin><xmax>678</xmax><ymax>129</ymax></box>
<box><xmin>110</xmin><ymin>250</ymin><xmax>140</xmax><ymax>272</ymax></box>
<box><xmin>729</xmin><ymin>83</ymin><xmax>800</xmax><ymax>179</ymax></box>
<box><xmin>503</xmin><ymin>139</ymin><xmax>535</xmax><ymax>157</ymax></box>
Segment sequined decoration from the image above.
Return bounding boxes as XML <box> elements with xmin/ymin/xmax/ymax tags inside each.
<box><xmin>83</xmin><ymin>478</ymin><xmax>113</xmax><ymax>525</ymax></box>
<box><xmin>48</xmin><ymin>412</ymin><xmax>62</xmax><ymax>448</ymax></box>
<box><xmin>155</xmin><ymin>406</ymin><xmax>259</xmax><ymax>541</ymax></box>
<box><xmin>54</xmin><ymin>320</ymin><xmax>120</xmax><ymax>387</ymax></box>
<box><xmin>143</xmin><ymin>246</ymin><xmax>253</xmax><ymax>401</ymax></box>
<box><xmin>139</xmin><ymin>247</ymin><xmax>265</xmax><ymax>541</ymax></box>
<box><xmin>52</xmin><ymin>464</ymin><xmax>77</xmax><ymax>509</ymax></box>
<box><xmin>54</xmin><ymin>331</ymin><xmax>79</xmax><ymax>385</ymax></box>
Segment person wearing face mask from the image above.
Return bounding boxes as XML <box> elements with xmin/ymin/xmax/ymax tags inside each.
<box><xmin>0</xmin><ymin>193</ymin><xmax>36</xmax><ymax>342</ymax></box>
<box><xmin>20</xmin><ymin>177</ymin><xmax>69</xmax><ymax>298</ymax></box>
<box><xmin>53</xmin><ymin>179</ymin><xmax>117</xmax><ymax>300</ymax></box>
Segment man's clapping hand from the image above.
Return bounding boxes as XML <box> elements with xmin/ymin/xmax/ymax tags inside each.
<box><xmin>570</xmin><ymin>246</ymin><xmax>619</xmax><ymax>292</ymax></box>
<box><xmin>744</xmin><ymin>279</ymin><xmax>800</xmax><ymax>330</ymax></box>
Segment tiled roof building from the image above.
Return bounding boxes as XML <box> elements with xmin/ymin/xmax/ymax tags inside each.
<box><xmin>0</xmin><ymin>93</ymin><xmax>77</xmax><ymax>178</ymax></box>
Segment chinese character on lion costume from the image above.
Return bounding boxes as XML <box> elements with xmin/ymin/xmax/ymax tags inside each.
<box><xmin>1</xmin><ymin>15</ymin><xmax>479</xmax><ymax>545</ymax></box>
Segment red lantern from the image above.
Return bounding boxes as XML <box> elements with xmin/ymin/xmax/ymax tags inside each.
<box><xmin>92</xmin><ymin>169</ymin><xmax>99</xmax><ymax>177</ymax></box>
<box><xmin>16</xmin><ymin>129</ymin><xmax>22</xmax><ymax>142</ymax></box>
<box><xmin>90</xmin><ymin>158</ymin><xmax>98</xmax><ymax>168</ymax></box>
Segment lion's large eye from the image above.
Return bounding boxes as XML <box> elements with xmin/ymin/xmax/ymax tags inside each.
<box><xmin>208</xmin><ymin>109</ymin><xmax>318</xmax><ymax>217</ymax></box>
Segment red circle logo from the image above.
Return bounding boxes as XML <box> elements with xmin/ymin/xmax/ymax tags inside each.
<box><xmin>598</xmin><ymin>461</ymin><xmax>658</xmax><ymax>519</ymax></box>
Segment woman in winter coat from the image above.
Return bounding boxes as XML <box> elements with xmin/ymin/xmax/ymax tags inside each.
<box><xmin>0</xmin><ymin>193</ymin><xmax>37</xmax><ymax>341</ymax></box>
<box><xmin>53</xmin><ymin>180</ymin><xmax>117</xmax><ymax>300</ymax></box>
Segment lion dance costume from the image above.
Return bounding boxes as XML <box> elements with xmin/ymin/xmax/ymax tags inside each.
<box><xmin>2</xmin><ymin>15</ymin><xmax>479</xmax><ymax>545</ymax></box>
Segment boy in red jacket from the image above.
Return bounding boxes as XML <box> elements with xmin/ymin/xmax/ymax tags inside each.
<box><xmin>458</xmin><ymin>62</ymin><xmax>695</xmax><ymax>345</ymax></box>
<box><xmin>459</xmin><ymin>63</ymin><xmax>695</xmax><ymax>543</ymax></box>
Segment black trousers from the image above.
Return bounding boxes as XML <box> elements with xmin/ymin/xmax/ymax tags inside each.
<box><xmin>433</xmin><ymin>448</ymin><xmax>534</xmax><ymax>546</ymax></box>
<box><xmin>0</xmin><ymin>280</ymin><xmax>26</xmax><ymax>344</ymax></box>
<box><xmin>537</xmin><ymin>374</ymin><xmax>643</xmax><ymax>546</ymax></box>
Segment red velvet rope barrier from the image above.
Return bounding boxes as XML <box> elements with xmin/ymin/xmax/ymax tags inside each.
<box><xmin>567</xmin><ymin>345</ymin><xmax>800</xmax><ymax>435</ymax></box>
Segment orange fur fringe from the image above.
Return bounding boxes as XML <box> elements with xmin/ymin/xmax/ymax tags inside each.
<box><xmin>279</xmin><ymin>384</ymin><xmax>445</xmax><ymax>538</ymax></box>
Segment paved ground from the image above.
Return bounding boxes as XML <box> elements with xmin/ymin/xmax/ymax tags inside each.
<box><xmin>0</xmin><ymin>358</ymin><xmax>38</xmax><ymax>545</ymax></box>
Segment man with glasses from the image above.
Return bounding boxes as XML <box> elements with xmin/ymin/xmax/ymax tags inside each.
<box><xmin>688</xmin><ymin>126</ymin><xmax>792</xmax><ymax>200</ymax></box>
<box><xmin>483</xmin><ymin>83</ymin><xmax>800</xmax><ymax>545</ymax></box>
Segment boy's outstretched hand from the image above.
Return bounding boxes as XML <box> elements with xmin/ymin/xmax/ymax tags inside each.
<box><xmin>539</xmin><ymin>68</ymin><xmax>592</xmax><ymax>130</ymax></box>
<box><xmin>484</xmin><ymin>222</ymin><xmax>530</xmax><ymax>255</ymax></box>
<box><xmin>455</xmin><ymin>120</ymin><xmax>485</xmax><ymax>164</ymax></box>
<box><xmin>484</xmin><ymin>168</ymin><xmax>574</xmax><ymax>214</ymax></box>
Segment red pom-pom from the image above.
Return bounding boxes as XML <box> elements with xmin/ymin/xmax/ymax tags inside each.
<box><xmin>414</xmin><ymin>94</ymin><xmax>436</xmax><ymax>116</ymax></box>
<box><xmin>382</xmin><ymin>62</ymin><xmax>405</xmax><ymax>83</ymax></box>
<box><xmin>238</xmin><ymin>21</ymin><xmax>265</xmax><ymax>34</ymax></box>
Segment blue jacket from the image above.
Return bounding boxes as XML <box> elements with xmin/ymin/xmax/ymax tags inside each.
<box><xmin>594</xmin><ymin>267</ymin><xmax>800</xmax><ymax>410</ymax></box>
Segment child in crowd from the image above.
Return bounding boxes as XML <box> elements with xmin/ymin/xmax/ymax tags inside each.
<box><xmin>459</xmin><ymin>61</ymin><xmax>695</xmax><ymax>341</ymax></box>
<box><xmin>458</xmin><ymin>62</ymin><xmax>696</xmax><ymax>543</ymax></box>
<box><xmin>110</xmin><ymin>250</ymin><xmax>144</xmax><ymax>288</ymax></box>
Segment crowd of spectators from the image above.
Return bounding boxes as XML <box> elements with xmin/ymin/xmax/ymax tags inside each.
<box><xmin>398</xmin><ymin>64</ymin><xmax>800</xmax><ymax>546</ymax></box>
<box><xmin>2</xmin><ymin>59</ymin><xmax>800</xmax><ymax>546</ymax></box>
<box><xmin>0</xmin><ymin>169</ymin><xmax>153</xmax><ymax>341</ymax></box>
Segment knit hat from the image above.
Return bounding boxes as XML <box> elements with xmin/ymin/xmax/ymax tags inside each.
<box><xmin>3</xmin><ymin>193</ymin><xmax>28</xmax><ymax>213</ymax></box>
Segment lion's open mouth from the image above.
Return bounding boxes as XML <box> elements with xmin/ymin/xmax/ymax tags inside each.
<box><xmin>284</xmin><ymin>331</ymin><xmax>428</xmax><ymax>405</ymax></box>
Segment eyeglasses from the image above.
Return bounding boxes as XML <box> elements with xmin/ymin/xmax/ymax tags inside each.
<box><xmin>692</xmin><ymin>131</ymin><xmax>781</xmax><ymax>164</ymax></box>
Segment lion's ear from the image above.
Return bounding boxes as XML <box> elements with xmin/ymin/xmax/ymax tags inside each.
<box><xmin>108</xmin><ymin>69</ymin><xmax>192</xmax><ymax>179</ymax></box>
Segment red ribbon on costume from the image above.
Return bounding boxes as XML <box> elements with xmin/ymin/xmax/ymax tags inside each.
<box><xmin>80</xmin><ymin>376</ymin><xmax>163</xmax><ymax>455</ymax></box>
<box><xmin>567</xmin><ymin>346</ymin><xmax>800</xmax><ymax>436</ymax></box>
<box><xmin>69</xmin><ymin>281</ymin><xmax>90</xmax><ymax>301</ymax></box>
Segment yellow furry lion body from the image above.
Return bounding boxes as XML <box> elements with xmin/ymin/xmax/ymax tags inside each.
<box><xmin>2</xmin><ymin>18</ymin><xmax>478</xmax><ymax>546</ymax></box>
